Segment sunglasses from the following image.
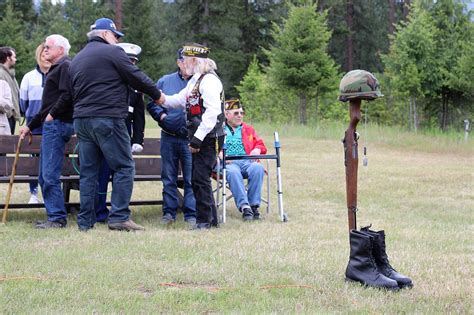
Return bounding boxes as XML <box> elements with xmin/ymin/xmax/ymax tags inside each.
<box><xmin>232</xmin><ymin>111</ymin><xmax>245</xmax><ymax>116</ymax></box>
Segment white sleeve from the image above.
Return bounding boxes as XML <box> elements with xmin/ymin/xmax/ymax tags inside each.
<box><xmin>193</xmin><ymin>74</ymin><xmax>223</xmax><ymax>141</ymax></box>
<box><xmin>0</xmin><ymin>80</ymin><xmax>13</xmax><ymax>113</ymax></box>
<box><xmin>163</xmin><ymin>82</ymin><xmax>189</xmax><ymax>109</ymax></box>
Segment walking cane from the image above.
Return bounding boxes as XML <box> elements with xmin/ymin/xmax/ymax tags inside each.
<box><xmin>2</xmin><ymin>135</ymin><xmax>31</xmax><ymax>224</ymax></box>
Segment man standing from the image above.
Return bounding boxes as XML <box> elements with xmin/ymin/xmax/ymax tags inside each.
<box><xmin>159</xmin><ymin>43</ymin><xmax>225</xmax><ymax>230</ymax></box>
<box><xmin>0</xmin><ymin>46</ymin><xmax>20</xmax><ymax>134</ymax></box>
<box><xmin>222</xmin><ymin>99</ymin><xmax>267</xmax><ymax>221</ymax></box>
<box><xmin>70</xmin><ymin>18</ymin><xmax>164</xmax><ymax>232</ymax></box>
<box><xmin>94</xmin><ymin>42</ymin><xmax>146</xmax><ymax>224</ymax></box>
<box><xmin>147</xmin><ymin>48</ymin><xmax>196</xmax><ymax>226</ymax></box>
<box><xmin>19</xmin><ymin>34</ymin><xmax>74</xmax><ymax>229</ymax></box>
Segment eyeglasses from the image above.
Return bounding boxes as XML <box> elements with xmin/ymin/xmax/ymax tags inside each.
<box><xmin>43</xmin><ymin>45</ymin><xmax>57</xmax><ymax>50</ymax></box>
<box><xmin>232</xmin><ymin>111</ymin><xmax>245</xmax><ymax>116</ymax></box>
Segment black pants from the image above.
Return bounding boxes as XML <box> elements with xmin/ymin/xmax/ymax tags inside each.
<box><xmin>192</xmin><ymin>136</ymin><xmax>223</xmax><ymax>225</ymax></box>
<box><xmin>8</xmin><ymin>116</ymin><xmax>15</xmax><ymax>135</ymax></box>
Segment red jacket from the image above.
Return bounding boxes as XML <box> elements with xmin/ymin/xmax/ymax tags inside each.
<box><xmin>240</xmin><ymin>122</ymin><xmax>267</xmax><ymax>155</ymax></box>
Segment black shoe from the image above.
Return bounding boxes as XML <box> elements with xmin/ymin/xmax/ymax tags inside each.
<box><xmin>242</xmin><ymin>207</ymin><xmax>254</xmax><ymax>221</ymax></box>
<box><xmin>160</xmin><ymin>213</ymin><xmax>175</xmax><ymax>225</ymax></box>
<box><xmin>108</xmin><ymin>219</ymin><xmax>145</xmax><ymax>231</ymax></box>
<box><xmin>345</xmin><ymin>230</ymin><xmax>399</xmax><ymax>291</ymax></box>
<box><xmin>184</xmin><ymin>217</ymin><xmax>197</xmax><ymax>226</ymax></box>
<box><xmin>189</xmin><ymin>222</ymin><xmax>211</xmax><ymax>230</ymax></box>
<box><xmin>35</xmin><ymin>220</ymin><xmax>67</xmax><ymax>229</ymax></box>
<box><xmin>251</xmin><ymin>206</ymin><xmax>261</xmax><ymax>220</ymax></box>
<box><xmin>360</xmin><ymin>226</ymin><xmax>413</xmax><ymax>289</ymax></box>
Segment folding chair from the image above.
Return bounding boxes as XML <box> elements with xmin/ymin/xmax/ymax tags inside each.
<box><xmin>215</xmin><ymin>132</ymin><xmax>286</xmax><ymax>223</ymax></box>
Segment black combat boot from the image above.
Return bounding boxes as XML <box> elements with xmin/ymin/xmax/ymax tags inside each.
<box><xmin>360</xmin><ymin>226</ymin><xmax>413</xmax><ymax>289</ymax></box>
<box><xmin>345</xmin><ymin>230</ymin><xmax>399</xmax><ymax>291</ymax></box>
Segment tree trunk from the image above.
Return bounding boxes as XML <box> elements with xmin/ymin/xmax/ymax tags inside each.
<box><xmin>345</xmin><ymin>0</ymin><xmax>354</xmax><ymax>71</ymax></box>
<box><xmin>314</xmin><ymin>95</ymin><xmax>319</xmax><ymax>125</ymax></box>
<box><xmin>388</xmin><ymin>0</ymin><xmax>395</xmax><ymax>34</ymax></box>
<box><xmin>201</xmin><ymin>0</ymin><xmax>209</xmax><ymax>46</ymax></box>
<box><xmin>402</xmin><ymin>0</ymin><xmax>411</xmax><ymax>21</ymax></box>
<box><xmin>299</xmin><ymin>92</ymin><xmax>307</xmax><ymax>125</ymax></box>
<box><xmin>412</xmin><ymin>96</ymin><xmax>417</xmax><ymax>132</ymax></box>
<box><xmin>408</xmin><ymin>97</ymin><xmax>412</xmax><ymax>130</ymax></box>
<box><xmin>114</xmin><ymin>0</ymin><xmax>123</xmax><ymax>31</ymax></box>
<box><xmin>441</xmin><ymin>93</ymin><xmax>449</xmax><ymax>131</ymax></box>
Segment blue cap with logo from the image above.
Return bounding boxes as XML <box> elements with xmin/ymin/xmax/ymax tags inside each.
<box><xmin>90</xmin><ymin>17</ymin><xmax>124</xmax><ymax>38</ymax></box>
<box><xmin>177</xmin><ymin>48</ymin><xmax>184</xmax><ymax>61</ymax></box>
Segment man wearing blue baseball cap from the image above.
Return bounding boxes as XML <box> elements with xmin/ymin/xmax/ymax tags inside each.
<box><xmin>70</xmin><ymin>17</ymin><xmax>164</xmax><ymax>232</ymax></box>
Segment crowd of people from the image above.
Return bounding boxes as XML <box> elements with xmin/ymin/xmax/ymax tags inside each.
<box><xmin>2</xmin><ymin>17</ymin><xmax>267</xmax><ymax>231</ymax></box>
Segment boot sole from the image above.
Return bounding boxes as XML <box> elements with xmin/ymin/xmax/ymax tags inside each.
<box><xmin>345</xmin><ymin>277</ymin><xmax>400</xmax><ymax>292</ymax></box>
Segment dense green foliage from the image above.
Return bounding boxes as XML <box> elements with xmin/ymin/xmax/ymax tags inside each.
<box><xmin>0</xmin><ymin>0</ymin><xmax>471</xmax><ymax>130</ymax></box>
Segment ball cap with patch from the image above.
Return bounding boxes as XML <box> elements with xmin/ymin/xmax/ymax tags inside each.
<box><xmin>117</xmin><ymin>43</ymin><xmax>142</xmax><ymax>61</ymax></box>
<box><xmin>90</xmin><ymin>17</ymin><xmax>124</xmax><ymax>38</ymax></box>
<box><xmin>182</xmin><ymin>43</ymin><xmax>209</xmax><ymax>58</ymax></box>
<box><xmin>225</xmin><ymin>99</ymin><xmax>242</xmax><ymax>111</ymax></box>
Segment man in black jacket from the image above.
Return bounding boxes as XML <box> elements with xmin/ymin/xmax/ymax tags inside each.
<box><xmin>70</xmin><ymin>17</ymin><xmax>164</xmax><ymax>232</ymax></box>
<box><xmin>19</xmin><ymin>34</ymin><xmax>74</xmax><ymax>229</ymax></box>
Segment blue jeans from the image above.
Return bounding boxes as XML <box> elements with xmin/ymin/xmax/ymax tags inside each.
<box><xmin>95</xmin><ymin>159</ymin><xmax>111</xmax><ymax>222</ymax></box>
<box><xmin>225</xmin><ymin>159</ymin><xmax>264</xmax><ymax>210</ymax></box>
<box><xmin>74</xmin><ymin>118</ymin><xmax>135</xmax><ymax>230</ymax></box>
<box><xmin>161</xmin><ymin>132</ymin><xmax>196</xmax><ymax>219</ymax></box>
<box><xmin>38</xmin><ymin>120</ymin><xmax>74</xmax><ymax>222</ymax></box>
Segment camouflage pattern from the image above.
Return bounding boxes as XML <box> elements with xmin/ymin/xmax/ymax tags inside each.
<box><xmin>338</xmin><ymin>70</ymin><xmax>383</xmax><ymax>102</ymax></box>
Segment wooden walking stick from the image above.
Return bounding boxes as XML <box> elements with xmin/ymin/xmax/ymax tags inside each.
<box><xmin>2</xmin><ymin>135</ymin><xmax>31</xmax><ymax>224</ymax></box>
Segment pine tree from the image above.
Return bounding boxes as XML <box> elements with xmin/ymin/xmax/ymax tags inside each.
<box><xmin>382</xmin><ymin>1</ymin><xmax>438</xmax><ymax>131</ymax></box>
<box><xmin>0</xmin><ymin>3</ymin><xmax>33</xmax><ymax>80</ymax></box>
<box><xmin>265</xmin><ymin>2</ymin><xmax>338</xmax><ymax>124</ymax></box>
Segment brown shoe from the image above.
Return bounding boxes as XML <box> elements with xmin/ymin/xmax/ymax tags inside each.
<box><xmin>108</xmin><ymin>219</ymin><xmax>145</xmax><ymax>231</ymax></box>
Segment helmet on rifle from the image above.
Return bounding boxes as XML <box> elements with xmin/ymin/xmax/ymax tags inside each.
<box><xmin>338</xmin><ymin>70</ymin><xmax>383</xmax><ymax>102</ymax></box>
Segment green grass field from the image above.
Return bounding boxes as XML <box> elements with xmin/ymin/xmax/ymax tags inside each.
<box><xmin>1</xmin><ymin>121</ymin><xmax>472</xmax><ymax>314</ymax></box>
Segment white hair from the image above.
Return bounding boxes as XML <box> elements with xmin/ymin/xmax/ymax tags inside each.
<box><xmin>45</xmin><ymin>34</ymin><xmax>71</xmax><ymax>55</ymax></box>
<box><xmin>87</xmin><ymin>30</ymin><xmax>106</xmax><ymax>40</ymax></box>
<box><xmin>185</xmin><ymin>56</ymin><xmax>218</xmax><ymax>74</ymax></box>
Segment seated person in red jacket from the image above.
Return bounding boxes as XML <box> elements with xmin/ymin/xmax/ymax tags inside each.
<box><xmin>222</xmin><ymin>99</ymin><xmax>267</xmax><ymax>221</ymax></box>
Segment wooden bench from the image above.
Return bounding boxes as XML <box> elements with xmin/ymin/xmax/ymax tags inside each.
<box><xmin>0</xmin><ymin>135</ymin><xmax>175</xmax><ymax>212</ymax></box>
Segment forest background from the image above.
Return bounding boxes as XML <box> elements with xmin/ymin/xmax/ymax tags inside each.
<box><xmin>0</xmin><ymin>0</ymin><xmax>472</xmax><ymax>132</ymax></box>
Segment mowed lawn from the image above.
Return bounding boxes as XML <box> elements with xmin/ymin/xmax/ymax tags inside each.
<box><xmin>1</xmin><ymin>122</ymin><xmax>472</xmax><ymax>314</ymax></box>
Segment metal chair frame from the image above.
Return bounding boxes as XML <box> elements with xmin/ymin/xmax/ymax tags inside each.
<box><xmin>215</xmin><ymin>132</ymin><xmax>286</xmax><ymax>223</ymax></box>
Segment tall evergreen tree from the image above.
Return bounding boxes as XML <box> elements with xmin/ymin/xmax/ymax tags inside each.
<box><xmin>428</xmin><ymin>0</ymin><xmax>473</xmax><ymax>130</ymax></box>
<box><xmin>265</xmin><ymin>2</ymin><xmax>338</xmax><ymax>124</ymax></box>
<box><xmin>382</xmin><ymin>1</ymin><xmax>438</xmax><ymax>130</ymax></box>
<box><xmin>122</xmin><ymin>0</ymin><xmax>160</xmax><ymax>80</ymax></box>
<box><xmin>0</xmin><ymin>3</ymin><xmax>32</xmax><ymax>80</ymax></box>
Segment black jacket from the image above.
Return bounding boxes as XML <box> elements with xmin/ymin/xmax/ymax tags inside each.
<box><xmin>28</xmin><ymin>56</ymin><xmax>73</xmax><ymax>131</ymax></box>
<box><xmin>127</xmin><ymin>88</ymin><xmax>145</xmax><ymax>145</ymax></box>
<box><xmin>70</xmin><ymin>37</ymin><xmax>161</xmax><ymax>119</ymax></box>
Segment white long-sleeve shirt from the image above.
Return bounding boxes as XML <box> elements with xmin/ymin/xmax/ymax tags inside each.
<box><xmin>164</xmin><ymin>72</ymin><xmax>222</xmax><ymax>141</ymax></box>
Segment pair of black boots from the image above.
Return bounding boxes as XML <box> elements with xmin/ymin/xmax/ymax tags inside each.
<box><xmin>345</xmin><ymin>226</ymin><xmax>413</xmax><ymax>291</ymax></box>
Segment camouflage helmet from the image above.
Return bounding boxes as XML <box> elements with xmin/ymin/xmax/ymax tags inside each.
<box><xmin>338</xmin><ymin>70</ymin><xmax>383</xmax><ymax>102</ymax></box>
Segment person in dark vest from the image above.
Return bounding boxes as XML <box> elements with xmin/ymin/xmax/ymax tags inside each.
<box><xmin>157</xmin><ymin>43</ymin><xmax>224</xmax><ymax>230</ymax></box>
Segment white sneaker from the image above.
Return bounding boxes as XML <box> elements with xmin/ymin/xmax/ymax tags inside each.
<box><xmin>28</xmin><ymin>194</ymin><xmax>42</xmax><ymax>204</ymax></box>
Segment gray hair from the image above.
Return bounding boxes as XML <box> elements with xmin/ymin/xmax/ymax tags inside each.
<box><xmin>87</xmin><ymin>29</ymin><xmax>105</xmax><ymax>40</ymax></box>
<box><xmin>186</xmin><ymin>56</ymin><xmax>218</xmax><ymax>74</ymax></box>
<box><xmin>45</xmin><ymin>34</ymin><xmax>71</xmax><ymax>55</ymax></box>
